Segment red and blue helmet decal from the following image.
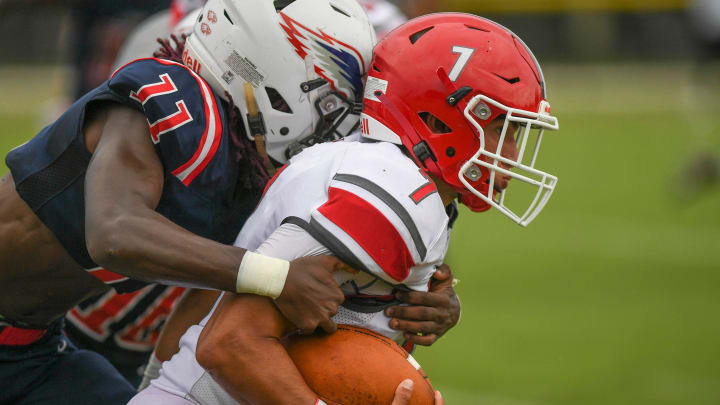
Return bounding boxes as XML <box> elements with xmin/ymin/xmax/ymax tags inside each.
<box><xmin>279</xmin><ymin>12</ymin><xmax>367</xmax><ymax>100</ymax></box>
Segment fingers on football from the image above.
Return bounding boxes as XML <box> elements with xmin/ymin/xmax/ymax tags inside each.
<box><xmin>319</xmin><ymin>318</ymin><xmax>337</xmax><ymax>334</ymax></box>
<box><xmin>294</xmin><ymin>318</ymin><xmax>317</xmax><ymax>335</ymax></box>
<box><xmin>404</xmin><ymin>333</ymin><xmax>438</xmax><ymax>346</ymax></box>
<box><xmin>390</xmin><ymin>379</ymin><xmax>414</xmax><ymax>405</ymax></box>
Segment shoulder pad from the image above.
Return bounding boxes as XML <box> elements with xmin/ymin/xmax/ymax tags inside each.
<box><xmin>310</xmin><ymin>142</ymin><xmax>448</xmax><ymax>289</ymax></box>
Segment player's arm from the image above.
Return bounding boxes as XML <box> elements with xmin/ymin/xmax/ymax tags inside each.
<box><xmin>84</xmin><ymin>104</ymin><xmax>343</xmax><ymax>332</ymax></box>
<box><xmin>196</xmin><ymin>292</ymin><xmax>317</xmax><ymax>404</ymax></box>
<box><xmin>85</xmin><ymin>104</ymin><xmax>243</xmax><ymax>289</ymax></box>
<box><xmin>197</xmin><ymin>292</ymin><xmax>441</xmax><ymax>405</ymax></box>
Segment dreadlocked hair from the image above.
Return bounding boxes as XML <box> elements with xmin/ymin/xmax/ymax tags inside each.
<box><xmin>154</xmin><ymin>35</ymin><xmax>270</xmax><ymax>191</ymax></box>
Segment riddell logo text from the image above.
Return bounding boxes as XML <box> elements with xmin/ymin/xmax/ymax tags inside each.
<box><xmin>182</xmin><ymin>49</ymin><xmax>202</xmax><ymax>75</ymax></box>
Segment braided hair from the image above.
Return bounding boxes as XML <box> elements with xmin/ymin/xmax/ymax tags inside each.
<box><xmin>154</xmin><ymin>35</ymin><xmax>270</xmax><ymax>192</ymax></box>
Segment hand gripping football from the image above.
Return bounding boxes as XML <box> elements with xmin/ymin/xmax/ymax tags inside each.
<box><xmin>283</xmin><ymin>324</ymin><xmax>434</xmax><ymax>404</ymax></box>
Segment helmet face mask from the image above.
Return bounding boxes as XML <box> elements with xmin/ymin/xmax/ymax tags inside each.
<box><xmin>183</xmin><ymin>0</ymin><xmax>375</xmax><ymax>163</ymax></box>
<box><xmin>286</xmin><ymin>84</ymin><xmax>363</xmax><ymax>159</ymax></box>
<box><xmin>361</xmin><ymin>12</ymin><xmax>560</xmax><ymax>226</ymax></box>
<box><xmin>459</xmin><ymin>95</ymin><xmax>559</xmax><ymax>226</ymax></box>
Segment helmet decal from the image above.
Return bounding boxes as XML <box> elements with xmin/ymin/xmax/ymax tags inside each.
<box><xmin>279</xmin><ymin>12</ymin><xmax>366</xmax><ymax>100</ymax></box>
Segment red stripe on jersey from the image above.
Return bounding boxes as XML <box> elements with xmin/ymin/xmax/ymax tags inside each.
<box><xmin>0</xmin><ymin>326</ymin><xmax>47</xmax><ymax>346</ymax></box>
<box><xmin>261</xmin><ymin>164</ymin><xmax>288</xmax><ymax>199</ymax></box>
<box><xmin>115</xmin><ymin>287</ymin><xmax>186</xmax><ymax>350</ymax></box>
<box><xmin>68</xmin><ymin>290</ymin><xmax>144</xmax><ymax>338</ymax></box>
<box><xmin>87</xmin><ymin>268</ymin><xmax>129</xmax><ymax>284</ymax></box>
<box><xmin>318</xmin><ymin>187</ymin><xmax>415</xmax><ymax>281</ymax></box>
<box><xmin>148</xmin><ymin>101</ymin><xmax>193</xmax><ymax>143</ymax></box>
<box><xmin>169</xmin><ymin>64</ymin><xmax>223</xmax><ymax>186</ymax></box>
<box><xmin>410</xmin><ymin>182</ymin><xmax>436</xmax><ymax>204</ymax></box>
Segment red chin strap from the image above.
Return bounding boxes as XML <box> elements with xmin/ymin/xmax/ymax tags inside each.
<box><xmin>460</xmin><ymin>193</ymin><xmax>492</xmax><ymax>212</ymax></box>
<box><xmin>458</xmin><ymin>178</ymin><xmax>499</xmax><ymax>212</ymax></box>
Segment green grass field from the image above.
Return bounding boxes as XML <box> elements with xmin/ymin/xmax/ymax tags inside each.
<box><xmin>1</xmin><ymin>63</ymin><xmax>719</xmax><ymax>404</ymax></box>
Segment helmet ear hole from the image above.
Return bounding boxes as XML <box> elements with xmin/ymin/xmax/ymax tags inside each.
<box><xmin>409</xmin><ymin>27</ymin><xmax>434</xmax><ymax>44</ymax></box>
<box><xmin>273</xmin><ymin>0</ymin><xmax>296</xmax><ymax>10</ymax></box>
<box><xmin>418</xmin><ymin>112</ymin><xmax>452</xmax><ymax>134</ymax></box>
<box><xmin>223</xmin><ymin>9</ymin><xmax>234</xmax><ymax>24</ymax></box>
<box><xmin>265</xmin><ymin>87</ymin><xmax>293</xmax><ymax>114</ymax></box>
<box><xmin>330</xmin><ymin>4</ymin><xmax>351</xmax><ymax>17</ymax></box>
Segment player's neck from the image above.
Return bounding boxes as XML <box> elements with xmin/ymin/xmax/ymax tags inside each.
<box><xmin>428</xmin><ymin>174</ymin><xmax>457</xmax><ymax>207</ymax></box>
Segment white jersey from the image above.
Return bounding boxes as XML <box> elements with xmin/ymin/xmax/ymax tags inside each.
<box><xmin>151</xmin><ymin>139</ymin><xmax>451</xmax><ymax>405</ymax></box>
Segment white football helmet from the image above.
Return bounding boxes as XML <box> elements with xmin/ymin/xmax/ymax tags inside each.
<box><xmin>183</xmin><ymin>0</ymin><xmax>376</xmax><ymax>162</ymax></box>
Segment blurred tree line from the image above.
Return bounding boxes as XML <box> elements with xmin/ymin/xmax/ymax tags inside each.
<box><xmin>0</xmin><ymin>0</ymin><xmax>711</xmax><ymax>65</ymax></box>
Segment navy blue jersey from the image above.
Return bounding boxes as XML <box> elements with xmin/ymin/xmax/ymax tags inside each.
<box><xmin>6</xmin><ymin>58</ymin><xmax>259</xmax><ymax>293</ymax></box>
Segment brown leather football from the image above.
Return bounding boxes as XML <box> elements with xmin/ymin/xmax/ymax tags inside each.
<box><xmin>283</xmin><ymin>324</ymin><xmax>434</xmax><ymax>405</ymax></box>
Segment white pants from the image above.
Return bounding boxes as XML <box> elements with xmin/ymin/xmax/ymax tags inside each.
<box><xmin>128</xmin><ymin>385</ymin><xmax>197</xmax><ymax>405</ymax></box>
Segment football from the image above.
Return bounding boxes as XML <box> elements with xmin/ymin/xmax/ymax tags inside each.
<box><xmin>283</xmin><ymin>324</ymin><xmax>435</xmax><ymax>405</ymax></box>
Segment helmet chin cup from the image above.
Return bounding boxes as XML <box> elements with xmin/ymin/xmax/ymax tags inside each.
<box><xmin>460</xmin><ymin>193</ymin><xmax>492</xmax><ymax>212</ymax></box>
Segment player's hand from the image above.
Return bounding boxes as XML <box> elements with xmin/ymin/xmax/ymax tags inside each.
<box><xmin>275</xmin><ymin>256</ymin><xmax>348</xmax><ymax>335</ymax></box>
<box><xmin>389</xmin><ymin>379</ymin><xmax>445</xmax><ymax>405</ymax></box>
<box><xmin>385</xmin><ymin>263</ymin><xmax>461</xmax><ymax>346</ymax></box>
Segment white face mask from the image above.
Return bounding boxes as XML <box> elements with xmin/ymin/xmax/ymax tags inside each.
<box><xmin>459</xmin><ymin>95</ymin><xmax>559</xmax><ymax>227</ymax></box>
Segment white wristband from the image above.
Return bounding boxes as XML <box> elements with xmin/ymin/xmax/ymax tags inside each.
<box><xmin>236</xmin><ymin>251</ymin><xmax>290</xmax><ymax>299</ymax></box>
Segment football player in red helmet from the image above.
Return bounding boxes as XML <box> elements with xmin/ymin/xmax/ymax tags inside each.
<box><xmin>361</xmin><ymin>12</ymin><xmax>560</xmax><ymax>226</ymax></box>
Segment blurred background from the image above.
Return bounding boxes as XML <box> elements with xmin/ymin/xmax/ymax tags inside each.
<box><xmin>1</xmin><ymin>0</ymin><xmax>719</xmax><ymax>404</ymax></box>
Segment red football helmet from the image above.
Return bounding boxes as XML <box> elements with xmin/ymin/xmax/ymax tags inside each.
<box><xmin>360</xmin><ymin>13</ymin><xmax>559</xmax><ymax>226</ymax></box>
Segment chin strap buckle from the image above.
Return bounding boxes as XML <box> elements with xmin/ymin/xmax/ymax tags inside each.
<box><xmin>243</xmin><ymin>82</ymin><xmax>267</xmax><ymax>136</ymax></box>
<box><xmin>349</xmin><ymin>101</ymin><xmax>364</xmax><ymax>115</ymax></box>
<box><xmin>246</xmin><ymin>111</ymin><xmax>266</xmax><ymax>136</ymax></box>
<box><xmin>413</xmin><ymin>141</ymin><xmax>436</xmax><ymax>164</ymax></box>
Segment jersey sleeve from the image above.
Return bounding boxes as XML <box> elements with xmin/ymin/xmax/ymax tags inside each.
<box><xmin>107</xmin><ymin>58</ymin><xmax>227</xmax><ymax>187</ymax></box>
<box><xmin>307</xmin><ymin>144</ymin><xmax>450</xmax><ymax>291</ymax></box>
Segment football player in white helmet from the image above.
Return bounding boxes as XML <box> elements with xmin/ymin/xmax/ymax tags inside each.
<box><xmin>67</xmin><ymin>0</ymin><xmax>459</xmax><ymax>394</ymax></box>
